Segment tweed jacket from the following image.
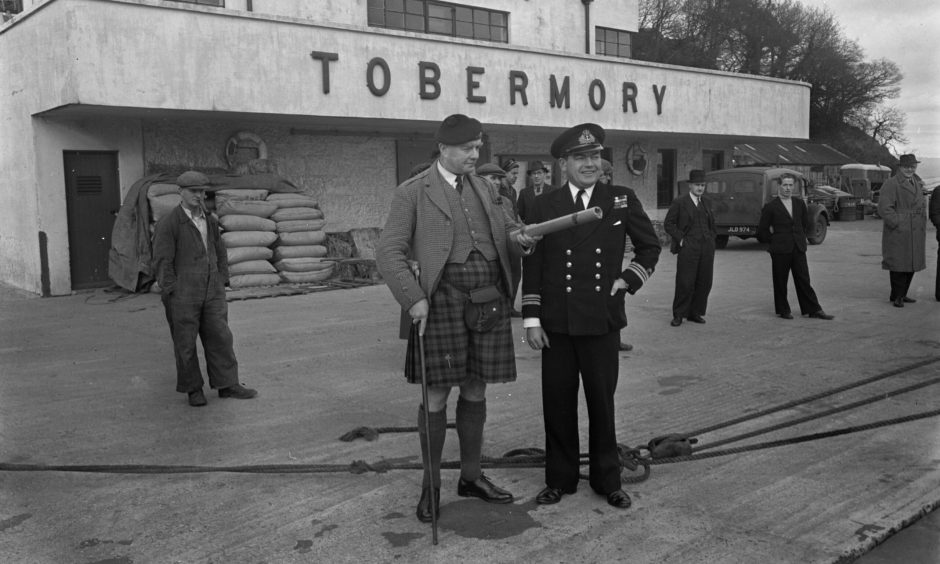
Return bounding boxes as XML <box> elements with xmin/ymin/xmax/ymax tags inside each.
<box><xmin>877</xmin><ymin>174</ymin><xmax>927</xmax><ymax>272</ymax></box>
<box><xmin>663</xmin><ymin>193</ymin><xmax>716</xmax><ymax>254</ymax></box>
<box><xmin>152</xmin><ymin>204</ymin><xmax>228</xmax><ymax>298</ymax></box>
<box><xmin>521</xmin><ymin>182</ymin><xmax>661</xmax><ymax>336</ymax></box>
<box><xmin>377</xmin><ymin>163</ymin><xmax>527</xmax><ymax>312</ymax></box>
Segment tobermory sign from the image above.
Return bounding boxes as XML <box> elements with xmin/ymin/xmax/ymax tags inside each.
<box><xmin>310</xmin><ymin>51</ymin><xmax>667</xmax><ymax>115</ymax></box>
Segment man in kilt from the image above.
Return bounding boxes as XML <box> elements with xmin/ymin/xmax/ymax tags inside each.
<box><xmin>522</xmin><ymin>123</ymin><xmax>661</xmax><ymax>509</ymax></box>
<box><xmin>377</xmin><ymin>114</ymin><xmax>539</xmax><ymax>523</ymax></box>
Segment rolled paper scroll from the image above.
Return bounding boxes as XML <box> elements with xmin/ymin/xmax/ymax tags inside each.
<box><xmin>510</xmin><ymin>206</ymin><xmax>603</xmax><ymax>240</ymax></box>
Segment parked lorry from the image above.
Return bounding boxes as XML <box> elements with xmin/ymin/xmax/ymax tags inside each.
<box><xmin>705</xmin><ymin>167</ymin><xmax>833</xmax><ymax>248</ymax></box>
<box><xmin>839</xmin><ymin>163</ymin><xmax>891</xmax><ymax>215</ymax></box>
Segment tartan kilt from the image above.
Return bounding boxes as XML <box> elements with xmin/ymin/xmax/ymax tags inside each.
<box><xmin>405</xmin><ymin>252</ymin><xmax>517</xmax><ymax>387</ymax></box>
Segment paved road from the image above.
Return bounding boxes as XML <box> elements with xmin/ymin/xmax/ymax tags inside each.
<box><xmin>1</xmin><ymin>217</ymin><xmax>938</xmax><ymax>563</ymax></box>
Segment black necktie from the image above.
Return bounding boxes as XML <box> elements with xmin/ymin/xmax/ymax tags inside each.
<box><xmin>455</xmin><ymin>175</ymin><xmax>464</xmax><ymax>194</ymax></box>
<box><xmin>576</xmin><ymin>189</ymin><xmax>586</xmax><ymax>210</ymax></box>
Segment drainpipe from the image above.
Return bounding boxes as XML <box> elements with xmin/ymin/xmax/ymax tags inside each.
<box><xmin>582</xmin><ymin>0</ymin><xmax>594</xmax><ymax>55</ymax></box>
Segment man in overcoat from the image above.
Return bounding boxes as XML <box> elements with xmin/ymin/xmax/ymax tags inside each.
<box><xmin>664</xmin><ymin>169</ymin><xmax>717</xmax><ymax>326</ymax></box>
<box><xmin>376</xmin><ymin>114</ymin><xmax>538</xmax><ymax>523</ymax></box>
<box><xmin>152</xmin><ymin>171</ymin><xmax>258</xmax><ymax>407</ymax></box>
<box><xmin>756</xmin><ymin>173</ymin><xmax>834</xmax><ymax>320</ymax></box>
<box><xmin>522</xmin><ymin>123</ymin><xmax>661</xmax><ymax>509</ymax></box>
<box><xmin>516</xmin><ymin>160</ymin><xmax>554</xmax><ymax>223</ymax></box>
<box><xmin>877</xmin><ymin>154</ymin><xmax>927</xmax><ymax>307</ymax></box>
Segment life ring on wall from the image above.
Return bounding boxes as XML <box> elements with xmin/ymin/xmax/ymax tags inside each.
<box><xmin>626</xmin><ymin>143</ymin><xmax>648</xmax><ymax>176</ymax></box>
<box><xmin>225</xmin><ymin>131</ymin><xmax>268</xmax><ymax>169</ymax></box>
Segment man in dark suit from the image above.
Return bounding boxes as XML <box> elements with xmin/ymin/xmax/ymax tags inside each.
<box><xmin>152</xmin><ymin>171</ymin><xmax>258</xmax><ymax>407</ymax></box>
<box><xmin>756</xmin><ymin>173</ymin><xmax>834</xmax><ymax>320</ymax></box>
<box><xmin>522</xmin><ymin>123</ymin><xmax>661</xmax><ymax>509</ymax></box>
<box><xmin>664</xmin><ymin>169</ymin><xmax>717</xmax><ymax>327</ymax></box>
<box><xmin>377</xmin><ymin>115</ymin><xmax>538</xmax><ymax>523</ymax></box>
<box><xmin>931</xmin><ymin>184</ymin><xmax>940</xmax><ymax>301</ymax></box>
<box><xmin>516</xmin><ymin>160</ymin><xmax>554</xmax><ymax>223</ymax></box>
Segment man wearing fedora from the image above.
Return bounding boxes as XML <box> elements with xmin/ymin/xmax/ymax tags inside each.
<box><xmin>664</xmin><ymin>169</ymin><xmax>717</xmax><ymax>327</ymax></box>
<box><xmin>878</xmin><ymin>154</ymin><xmax>927</xmax><ymax>307</ymax></box>
<box><xmin>522</xmin><ymin>123</ymin><xmax>660</xmax><ymax>509</ymax></box>
<box><xmin>377</xmin><ymin>114</ymin><xmax>539</xmax><ymax>523</ymax></box>
<box><xmin>152</xmin><ymin>171</ymin><xmax>258</xmax><ymax>407</ymax></box>
<box><xmin>516</xmin><ymin>160</ymin><xmax>554</xmax><ymax>223</ymax></box>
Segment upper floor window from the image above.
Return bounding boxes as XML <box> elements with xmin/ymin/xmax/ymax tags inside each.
<box><xmin>1</xmin><ymin>0</ymin><xmax>23</xmax><ymax>16</ymax></box>
<box><xmin>170</xmin><ymin>0</ymin><xmax>224</xmax><ymax>6</ymax></box>
<box><xmin>368</xmin><ymin>0</ymin><xmax>508</xmax><ymax>43</ymax></box>
<box><xmin>596</xmin><ymin>26</ymin><xmax>632</xmax><ymax>58</ymax></box>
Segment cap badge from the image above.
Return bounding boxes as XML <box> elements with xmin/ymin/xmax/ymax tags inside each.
<box><xmin>579</xmin><ymin>130</ymin><xmax>596</xmax><ymax>145</ymax></box>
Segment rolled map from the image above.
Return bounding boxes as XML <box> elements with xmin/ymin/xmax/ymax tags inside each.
<box><xmin>510</xmin><ymin>206</ymin><xmax>603</xmax><ymax>240</ymax></box>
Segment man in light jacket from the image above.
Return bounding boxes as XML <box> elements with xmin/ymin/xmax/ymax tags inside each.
<box><xmin>877</xmin><ymin>154</ymin><xmax>927</xmax><ymax>307</ymax></box>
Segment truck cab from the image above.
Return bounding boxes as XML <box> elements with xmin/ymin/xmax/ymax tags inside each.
<box><xmin>705</xmin><ymin>167</ymin><xmax>830</xmax><ymax>248</ymax></box>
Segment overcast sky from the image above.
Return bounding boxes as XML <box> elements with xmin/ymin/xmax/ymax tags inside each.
<box><xmin>802</xmin><ymin>0</ymin><xmax>940</xmax><ymax>158</ymax></box>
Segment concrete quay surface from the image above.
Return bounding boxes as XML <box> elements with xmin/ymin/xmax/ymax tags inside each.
<box><xmin>1</xmin><ymin>218</ymin><xmax>939</xmax><ymax>564</ymax></box>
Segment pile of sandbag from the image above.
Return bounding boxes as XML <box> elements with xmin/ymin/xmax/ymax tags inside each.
<box><xmin>147</xmin><ymin>183</ymin><xmax>183</xmax><ymax>235</ymax></box>
<box><xmin>268</xmin><ymin>193</ymin><xmax>335</xmax><ymax>284</ymax></box>
<box><xmin>216</xmin><ymin>189</ymin><xmax>281</xmax><ymax>289</ymax></box>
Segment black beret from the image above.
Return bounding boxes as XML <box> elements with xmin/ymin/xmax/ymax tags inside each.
<box><xmin>435</xmin><ymin>114</ymin><xmax>483</xmax><ymax>145</ymax></box>
<box><xmin>550</xmin><ymin>123</ymin><xmax>605</xmax><ymax>158</ymax></box>
<box><xmin>176</xmin><ymin>171</ymin><xmax>210</xmax><ymax>189</ymax></box>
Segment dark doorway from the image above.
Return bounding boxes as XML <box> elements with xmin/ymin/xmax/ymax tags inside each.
<box><xmin>657</xmin><ymin>149</ymin><xmax>676</xmax><ymax>208</ymax></box>
<box><xmin>64</xmin><ymin>151</ymin><xmax>120</xmax><ymax>289</ymax></box>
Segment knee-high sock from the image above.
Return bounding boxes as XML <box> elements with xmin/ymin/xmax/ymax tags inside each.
<box><xmin>417</xmin><ymin>404</ymin><xmax>446</xmax><ymax>489</ymax></box>
<box><xmin>456</xmin><ymin>397</ymin><xmax>486</xmax><ymax>482</ymax></box>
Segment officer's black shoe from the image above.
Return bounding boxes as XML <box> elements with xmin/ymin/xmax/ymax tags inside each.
<box><xmin>606</xmin><ymin>489</ymin><xmax>632</xmax><ymax>509</ymax></box>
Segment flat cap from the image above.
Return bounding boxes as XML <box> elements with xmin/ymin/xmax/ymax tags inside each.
<box><xmin>476</xmin><ymin>163</ymin><xmax>506</xmax><ymax>178</ymax></box>
<box><xmin>435</xmin><ymin>114</ymin><xmax>483</xmax><ymax>146</ymax></box>
<box><xmin>502</xmin><ymin>158</ymin><xmax>520</xmax><ymax>172</ymax></box>
<box><xmin>550</xmin><ymin>123</ymin><xmax>605</xmax><ymax>159</ymax></box>
<box><xmin>176</xmin><ymin>171</ymin><xmax>210</xmax><ymax>189</ymax></box>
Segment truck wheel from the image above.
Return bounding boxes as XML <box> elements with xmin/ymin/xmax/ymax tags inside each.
<box><xmin>807</xmin><ymin>212</ymin><xmax>828</xmax><ymax>245</ymax></box>
<box><xmin>715</xmin><ymin>235</ymin><xmax>729</xmax><ymax>249</ymax></box>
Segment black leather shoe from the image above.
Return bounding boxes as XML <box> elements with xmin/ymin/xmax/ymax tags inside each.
<box><xmin>188</xmin><ymin>389</ymin><xmax>207</xmax><ymax>407</ymax></box>
<box><xmin>416</xmin><ymin>487</ymin><xmax>440</xmax><ymax>523</ymax></box>
<box><xmin>457</xmin><ymin>474</ymin><xmax>513</xmax><ymax>504</ymax></box>
<box><xmin>218</xmin><ymin>384</ymin><xmax>258</xmax><ymax>399</ymax></box>
<box><xmin>619</xmin><ymin>342</ymin><xmax>634</xmax><ymax>352</ymax></box>
<box><xmin>535</xmin><ymin>486</ymin><xmax>575</xmax><ymax>505</ymax></box>
<box><xmin>892</xmin><ymin>297</ymin><xmax>904</xmax><ymax>308</ymax></box>
<box><xmin>670</xmin><ymin>317</ymin><xmax>682</xmax><ymax>327</ymax></box>
<box><xmin>778</xmin><ymin>312</ymin><xmax>794</xmax><ymax>319</ymax></box>
<box><xmin>687</xmin><ymin>315</ymin><xmax>706</xmax><ymax>324</ymax></box>
<box><xmin>809</xmin><ymin>310</ymin><xmax>834</xmax><ymax>320</ymax></box>
<box><xmin>903</xmin><ymin>296</ymin><xmax>916</xmax><ymax>303</ymax></box>
<box><xmin>606</xmin><ymin>489</ymin><xmax>632</xmax><ymax>509</ymax></box>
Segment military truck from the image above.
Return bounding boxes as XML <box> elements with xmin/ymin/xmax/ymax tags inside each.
<box><xmin>704</xmin><ymin>167</ymin><xmax>832</xmax><ymax>248</ymax></box>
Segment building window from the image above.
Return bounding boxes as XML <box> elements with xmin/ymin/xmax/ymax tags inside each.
<box><xmin>657</xmin><ymin>149</ymin><xmax>676</xmax><ymax>208</ymax></box>
<box><xmin>1</xmin><ymin>0</ymin><xmax>23</xmax><ymax>16</ymax></box>
<box><xmin>168</xmin><ymin>0</ymin><xmax>224</xmax><ymax>6</ymax></box>
<box><xmin>368</xmin><ymin>0</ymin><xmax>508</xmax><ymax>43</ymax></box>
<box><xmin>595</xmin><ymin>26</ymin><xmax>632</xmax><ymax>58</ymax></box>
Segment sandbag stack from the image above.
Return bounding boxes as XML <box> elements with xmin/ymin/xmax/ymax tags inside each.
<box><xmin>147</xmin><ymin>183</ymin><xmax>182</xmax><ymax>235</ymax></box>
<box><xmin>268</xmin><ymin>193</ymin><xmax>335</xmax><ymax>284</ymax></box>
<box><xmin>216</xmin><ymin>189</ymin><xmax>280</xmax><ymax>288</ymax></box>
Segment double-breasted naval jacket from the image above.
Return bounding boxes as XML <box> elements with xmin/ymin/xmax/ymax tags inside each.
<box><xmin>521</xmin><ymin>182</ymin><xmax>661</xmax><ymax>336</ymax></box>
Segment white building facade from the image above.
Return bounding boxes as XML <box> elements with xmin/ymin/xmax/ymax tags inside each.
<box><xmin>0</xmin><ymin>0</ymin><xmax>809</xmax><ymax>295</ymax></box>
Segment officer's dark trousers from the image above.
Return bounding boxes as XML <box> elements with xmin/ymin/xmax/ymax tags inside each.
<box><xmin>672</xmin><ymin>238</ymin><xmax>715</xmax><ymax>319</ymax></box>
<box><xmin>936</xmin><ymin>246</ymin><xmax>940</xmax><ymax>301</ymax></box>
<box><xmin>771</xmin><ymin>250</ymin><xmax>821</xmax><ymax>315</ymax></box>
<box><xmin>162</xmin><ymin>273</ymin><xmax>239</xmax><ymax>393</ymax></box>
<box><xmin>541</xmin><ymin>330</ymin><xmax>621</xmax><ymax>496</ymax></box>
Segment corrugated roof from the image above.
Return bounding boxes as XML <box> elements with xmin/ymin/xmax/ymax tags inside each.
<box><xmin>733</xmin><ymin>142</ymin><xmax>853</xmax><ymax>166</ymax></box>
